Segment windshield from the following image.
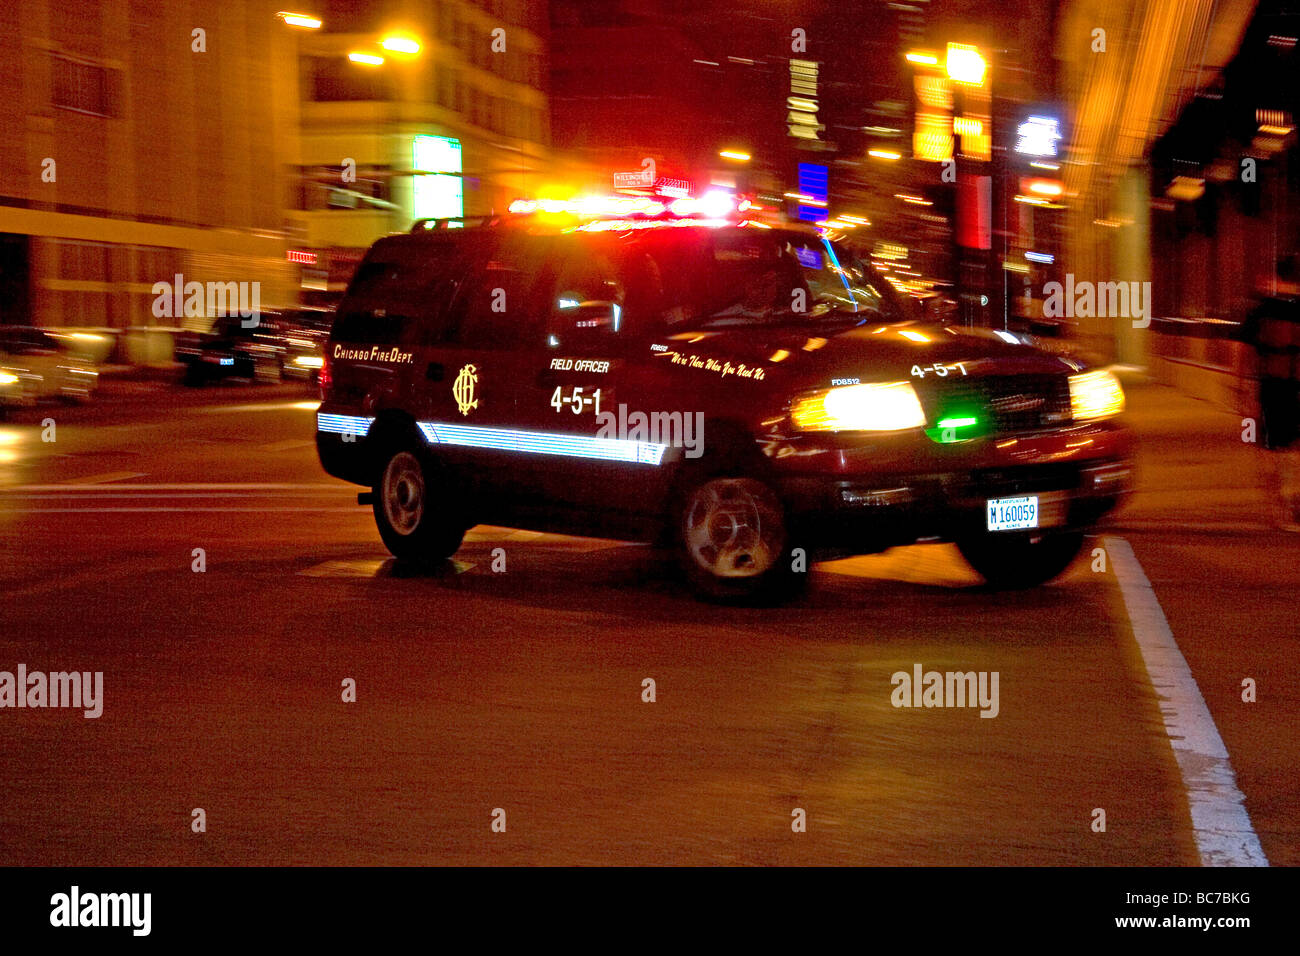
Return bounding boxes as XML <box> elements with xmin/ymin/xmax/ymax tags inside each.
<box><xmin>608</xmin><ymin>227</ymin><xmax>903</xmax><ymax>331</ymax></box>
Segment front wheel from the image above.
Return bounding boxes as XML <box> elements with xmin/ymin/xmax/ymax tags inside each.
<box><xmin>673</xmin><ymin>475</ymin><xmax>805</xmax><ymax>603</ymax></box>
<box><xmin>372</xmin><ymin>447</ymin><xmax>467</xmax><ymax>563</ymax></box>
<box><xmin>956</xmin><ymin>529</ymin><xmax>1086</xmax><ymax>589</ymax></box>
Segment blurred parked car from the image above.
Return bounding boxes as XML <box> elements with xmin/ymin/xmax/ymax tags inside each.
<box><xmin>175</xmin><ymin>309</ymin><xmax>332</xmax><ymax>386</ymax></box>
<box><xmin>0</xmin><ymin>325</ymin><xmax>99</xmax><ymax>413</ymax></box>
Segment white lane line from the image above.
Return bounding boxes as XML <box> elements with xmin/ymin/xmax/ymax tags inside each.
<box><xmin>259</xmin><ymin>439</ymin><xmax>316</xmax><ymax>452</ymax></box>
<box><xmin>60</xmin><ymin>471</ymin><xmax>148</xmax><ymax>485</ymax></box>
<box><xmin>201</xmin><ymin>402</ymin><xmax>319</xmax><ymax>413</ymax></box>
<box><xmin>298</xmin><ymin>558</ymin><xmax>477</xmax><ymax>577</ymax></box>
<box><xmin>1105</xmin><ymin>536</ymin><xmax>1268</xmax><ymax>867</ymax></box>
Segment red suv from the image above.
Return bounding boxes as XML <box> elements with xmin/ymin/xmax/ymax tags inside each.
<box><xmin>317</xmin><ymin>213</ymin><xmax>1130</xmax><ymax>601</ymax></box>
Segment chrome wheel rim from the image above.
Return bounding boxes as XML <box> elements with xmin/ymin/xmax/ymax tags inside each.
<box><xmin>382</xmin><ymin>452</ymin><xmax>425</xmax><ymax>536</ymax></box>
<box><xmin>682</xmin><ymin>478</ymin><xmax>784</xmax><ymax>578</ymax></box>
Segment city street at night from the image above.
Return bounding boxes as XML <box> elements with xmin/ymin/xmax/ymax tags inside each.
<box><xmin>1</xmin><ymin>377</ymin><xmax>1294</xmax><ymax>867</ymax></box>
<box><xmin>4</xmin><ymin>0</ymin><xmax>1300</xmax><ymax>933</ymax></box>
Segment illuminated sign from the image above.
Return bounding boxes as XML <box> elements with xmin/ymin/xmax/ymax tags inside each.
<box><xmin>1015</xmin><ymin>116</ymin><xmax>1062</xmax><ymax>157</ymax></box>
<box><xmin>914</xmin><ymin>111</ymin><xmax>954</xmax><ymax>162</ymax></box>
<box><xmin>613</xmin><ymin>170</ymin><xmax>655</xmax><ymax>188</ymax></box>
<box><xmin>788</xmin><ymin>59</ymin><xmax>822</xmax><ymax>141</ymax></box>
<box><xmin>656</xmin><ymin>177</ymin><xmax>692</xmax><ymax>199</ymax></box>
<box><xmin>287</xmin><ymin>249</ymin><xmax>317</xmax><ymax>265</ymax></box>
<box><xmin>796</xmin><ymin>163</ymin><xmax>828</xmax><ymax>223</ymax></box>
<box><xmin>412</xmin><ymin>134</ymin><xmax>463</xmax><ymax>221</ymax></box>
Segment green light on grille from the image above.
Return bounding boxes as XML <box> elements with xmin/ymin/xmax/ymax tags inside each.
<box><xmin>926</xmin><ymin>410</ymin><xmax>983</xmax><ymax>443</ymax></box>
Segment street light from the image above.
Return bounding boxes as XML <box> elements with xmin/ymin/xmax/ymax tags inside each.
<box><xmin>380</xmin><ymin>36</ymin><xmax>422</xmax><ymax>55</ymax></box>
<box><xmin>277</xmin><ymin>11</ymin><xmax>322</xmax><ymax>29</ymax></box>
<box><xmin>348</xmin><ymin>52</ymin><xmax>385</xmax><ymax>66</ymax></box>
<box><xmin>719</xmin><ymin>149</ymin><xmax>751</xmax><ymax>162</ymax></box>
<box><xmin>945</xmin><ymin>43</ymin><xmax>986</xmax><ymax>86</ymax></box>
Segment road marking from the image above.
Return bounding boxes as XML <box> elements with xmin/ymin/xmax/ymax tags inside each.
<box><xmin>1115</xmin><ymin>520</ymin><xmax>1274</xmax><ymax>534</ymax></box>
<box><xmin>60</xmin><ymin>471</ymin><xmax>148</xmax><ymax>485</ymax></box>
<box><xmin>202</xmin><ymin>401</ymin><xmax>319</xmax><ymax>413</ymax></box>
<box><xmin>259</xmin><ymin>439</ymin><xmax>316</xmax><ymax>452</ymax></box>
<box><xmin>298</xmin><ymin>558</ymin><xmax>476</xmax><ymax>577</ymax></box>
<box><xmin>1105</xmin><ymin>536</ymin><xmax>1268</xmax><ymax>867</ymax></box>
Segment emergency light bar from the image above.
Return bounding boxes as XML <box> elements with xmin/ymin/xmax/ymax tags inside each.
<box><xmin>507</xmin><ymin>190</ymin><xmax>750</xmax><ymax>222</ymax></box>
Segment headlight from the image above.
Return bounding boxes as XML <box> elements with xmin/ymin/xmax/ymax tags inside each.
<box><xmin>791</xmin><ymin>381</ymin><xmax>927</xmax><ymax>432</ymax></box>
<box><xmin>0</xmin><ymin>371</ymin><xmax>19</xmax><ymax>386</ymax></box>
<box><xmin>1069</xmin><ymin>369</ymin><xmax>1125</xmax><ymax>421</ymax></box>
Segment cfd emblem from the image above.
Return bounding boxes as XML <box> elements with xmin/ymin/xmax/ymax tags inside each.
<box><xmin>452</xmin><ymin>363</ymin><xmax>479</xmax><ymax>416</ymax></box>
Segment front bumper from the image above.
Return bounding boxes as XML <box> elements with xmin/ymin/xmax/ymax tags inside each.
<box><xmin>773</xmin><ymin>422</ymin><xmax>1132</xmax><ymax>553</ymax></box>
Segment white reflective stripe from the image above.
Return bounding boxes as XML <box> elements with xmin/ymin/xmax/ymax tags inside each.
<box><xmin>317</xmin><ymin>413</ymin><xmax>375</xmax><ymax>436</ymax></box>
<box><xmin>418</xmin><ymin>421</ymin><xmax>667</xmax><ymax>466</ymax></box>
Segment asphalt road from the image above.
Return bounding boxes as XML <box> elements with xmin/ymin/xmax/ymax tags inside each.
<box><xmin>0</xmin><ymin>376</ymin><xmax>1294</xmax><ymax>865</ymax></box>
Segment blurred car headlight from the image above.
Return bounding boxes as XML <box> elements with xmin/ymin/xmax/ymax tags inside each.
<box><xmin>1069</xmin><ymin>369</ymin><xmax>1125</xmax><ymax>421</ymax></box>
<box><xmin>791</xmin><ymin>381</ymin><xmax>927</xmax><ymax>432</ymax></box>
<box><xmin>0</xmin><ymin>371</ymin><xmax>19</xmax><ymax>386</ymax></box>
<box><xmin>293</xmin><ymin>355</ymin><xmax>325</xmax><ymax>368</ymax></box>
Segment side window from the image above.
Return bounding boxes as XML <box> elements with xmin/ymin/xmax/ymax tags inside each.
<box><xmin>789</xmin><ymin>237</ymin><xmax>901</xmax><ymax>318</ymax></box>
<box><xmin>334</xmin><ymin>240</ymin><xmax>465</xmax><ymax>346</ymax></box>
<box><xmin>450</xmin><ymin>262</ymin><xmax>543</xmax><ymax>350</ymax></box>
<box><xmin>548</xmin><ymin>246</ymin><xmax>625</xmax><ymax>347</ymax></box>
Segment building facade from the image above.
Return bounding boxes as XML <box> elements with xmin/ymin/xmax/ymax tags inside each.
<box><xmin>0</xmin><ymin>0</ymin><xmax>551</xmax><ymax>331</ymax></box>
<box><xmin>290</xmin><ymin>0</ymin><xmax>550</xmax><ymax>299</ymax></box>
<box><xmin>0</xmin><ymin>0</ymin><xmax>301</xmax><ymax>332</ymax></box>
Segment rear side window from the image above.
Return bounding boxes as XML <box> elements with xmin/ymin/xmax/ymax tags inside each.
<box><xmin>334</xmin><ymin>236</ymin><xmax>476</xmax><ymax>346</ymax></box>
<box><xmin>445</xmin><ymin>234</ymin><xmax>552</xmax><ymax>349</ymax></box>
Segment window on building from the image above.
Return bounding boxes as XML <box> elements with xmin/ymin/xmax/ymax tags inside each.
<box><xmin>51</xmin><ymin>55</ymin><xmax>116</xmax><ymax>117</ymax></box>
<box><xmin>309</xmin><ymin>56</ymin><xmax>389</xmax><ymax>101</ymax></box>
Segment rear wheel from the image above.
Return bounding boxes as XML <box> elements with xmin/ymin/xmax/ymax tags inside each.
<box><xmin>372</xmin><ymin>446</ymin><xmax>467</xmax><ymax>563</ymax></box>
<box><xmin>956</xmin><ymin>529</ymin><xmax>1086</xmax><ymax>589</ymax></box>
<box><xmin>673</xmin><ymin>474</ymin><xmax>804</xmax><ymax>603</ymax></box>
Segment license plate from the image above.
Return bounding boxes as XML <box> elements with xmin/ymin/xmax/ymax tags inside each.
<box><xmin>987</xmin><ymin>495</ymin><xmax>1038</xmax><ymax>531</ymax></box>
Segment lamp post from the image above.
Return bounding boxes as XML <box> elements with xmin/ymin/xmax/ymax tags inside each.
<box><xmin>945</xmin><ymin>43</ymin><xmax>992</xmax><ymax>328</ymax></box>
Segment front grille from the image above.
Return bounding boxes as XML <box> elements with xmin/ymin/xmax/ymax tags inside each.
<box><xmin>925</xmin><ymin>374</ymin><xmax>1071</xmax><ymax>434</ymax></box>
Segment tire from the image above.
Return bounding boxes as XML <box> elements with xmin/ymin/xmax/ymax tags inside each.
<box><xmin>956</xmin><ymin>529</ymin><xmax>1086</xmax><ymax>589</ymax></box>
<box><xmin>672</xmin><ymin>473</ymin><xmax>805</xmax><ymax>603</ymax></box>
<box><xmin>372</xmin><ymin>444</ymin><xmax>467</xmax><ymax>563</ymax></box>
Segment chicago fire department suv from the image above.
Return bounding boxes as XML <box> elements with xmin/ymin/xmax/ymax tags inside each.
<box><xmin>315</xmin><ymin>193</ymin><xmax>1131</xmax><ymax>601</ymax></box>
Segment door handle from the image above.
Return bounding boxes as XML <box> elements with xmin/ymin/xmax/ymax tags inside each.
<box><xmin>426</xmin><ymin>362</ymin><xmax>444</xmax><ymax>381</ymax></box>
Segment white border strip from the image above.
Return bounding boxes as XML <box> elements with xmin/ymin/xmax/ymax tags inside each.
<box><xmin>1105</xmin><ymin>536</ymin><xmax>1268</xmax><ymax>866</ymax></box>
<box><xmin>418</xmin><ymin>421</ymin><xmax>667</xmax><ymax>466</ymax></box>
